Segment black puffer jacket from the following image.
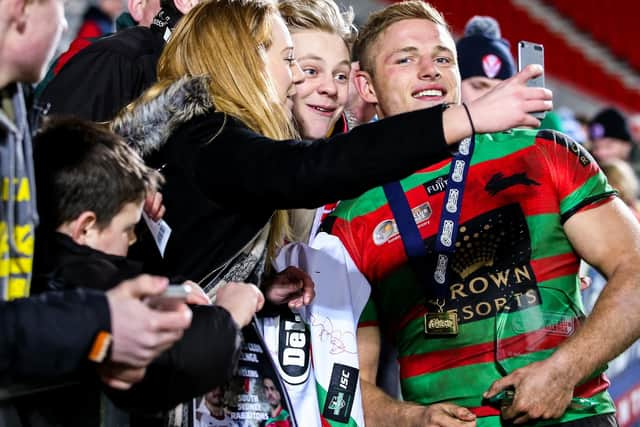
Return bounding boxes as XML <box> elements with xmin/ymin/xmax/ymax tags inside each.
<box><xmin>111</xmin><ymin>77</ymin><xmax>452</xmax><ymax>282</ymax></box>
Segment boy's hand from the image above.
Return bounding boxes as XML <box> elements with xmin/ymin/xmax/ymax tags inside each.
<box><xmin>263</xmin><ymin>266</ymin><xmax>315</xmax><ymax>309</ymax></box>
<box><xmin>215</xmin><ymin>282</ymin><xmax>264</xmax><ymax>327</ymax></box>
<box><xmin>183</xmin><ymin>280</ymin><xmax>211</xmax><ymax>305</ymax></box>
<box><xmin>97</xmin><ymin>362</ymin><xmax>146</xmax><ymax>390</ymax></box>
<box><xmin>143</xmin><ymin>191</ymin><xmax>165</xmax><ymax>221</ymax></box>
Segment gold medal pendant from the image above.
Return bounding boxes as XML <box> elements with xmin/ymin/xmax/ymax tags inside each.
<box><xmin>424</xmin><ymin>311</ymin><xmax>459</xmax><ymax>337</ymax></box>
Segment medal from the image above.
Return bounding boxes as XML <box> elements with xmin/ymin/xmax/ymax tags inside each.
<box><xmin>424</xmin><ymin>299</ymin><xmax>458</xmax><ymax>337</ymax></box>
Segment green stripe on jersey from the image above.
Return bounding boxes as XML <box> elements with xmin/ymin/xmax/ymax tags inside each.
<box><xmin>527</xmin><ymin>213</ymin><xmax>573</xmax><ymax>260</ymax></box>
<box><xmin>561</xmin><ymin>174</ymin><xmax>612</xmax><ymax>216</ymax></box>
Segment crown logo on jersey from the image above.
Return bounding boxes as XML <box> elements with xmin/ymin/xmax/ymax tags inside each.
<box><xmin>451</xmin><ymin>222</ymin><xmax>497</xmax><ymax>279</ymax></box>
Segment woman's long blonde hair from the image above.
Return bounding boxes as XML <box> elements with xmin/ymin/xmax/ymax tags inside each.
<box><xmin>137</xmin><ymin>0</ymin><xmax>298</xmax><ymax>262</ymax></box>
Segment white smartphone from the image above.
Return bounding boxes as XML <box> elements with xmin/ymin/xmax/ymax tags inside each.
<box><xmin>146</xmin><ymin>284</ymin><xmax>191</xmax><ymax>310</ymax></box>
<box><xmin>517</xmin><ymin>40</ymin><xmax>546</xmax><ymax>119</ymax></box>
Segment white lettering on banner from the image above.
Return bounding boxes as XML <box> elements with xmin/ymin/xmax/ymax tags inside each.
<box><xmin>459</xmin><ymin>138</ymin><xmax>471</xmax><ymax>155</ymax></box>
<box><xmin>446</xmin><ymin>189</ymin><xmax>459</xmax><ymax>213</ymax></box>
<box><xmin>451</xmin><ymin>160</ymin><xmax>465</xmax><ymax>182</ymax></box>
<box><xmin>434</xmin><ymin>255</ymin><xmax>447</xmax><ymax>284</ymax></box>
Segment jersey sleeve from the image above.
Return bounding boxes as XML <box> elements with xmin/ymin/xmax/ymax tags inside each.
<box><xmin>536</xmin><ymin>130</ymin><xmax>615</xmax><ymax>223</ymax></box>
<box><xmin>357</xmin><ymin>296</ymin><xmax>379</xmax><ymax>329</ymax></box>
<box><xmin>322</xmin><ymin>203</ymin><xmax>367</xmax><ymax>279</ymax></box>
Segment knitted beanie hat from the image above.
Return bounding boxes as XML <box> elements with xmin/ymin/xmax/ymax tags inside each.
<box><xmin>589</xmin><ymin>107</ymin><xmax>632</xmax><ymax>143</ymax></box>
<box><xmin>457</xmin><ymin>16</ymin><xmax>516</xmax><ymax>81</ymax></box>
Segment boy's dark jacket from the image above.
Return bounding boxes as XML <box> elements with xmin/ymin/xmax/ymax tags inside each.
<box><xmin>15</xmin><ymin>232</ymin><xmax>241</xmax><ymax>426</ymax></box>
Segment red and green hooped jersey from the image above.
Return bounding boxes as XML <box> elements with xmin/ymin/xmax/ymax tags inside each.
<box><xmin>264</xmin><ymin>407</ymin><xmax>292</xmax><ymax>427</ymax></box>
<box><xmin>326</xmin><ymin>129</ymin><xmax>617</xmax><ymax>426</ymax></box>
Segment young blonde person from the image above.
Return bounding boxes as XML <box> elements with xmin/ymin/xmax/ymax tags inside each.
<box><xmin>279</xmin><ymin>0</ymin><xmax>354</xmax><ymax>242</ymax></box>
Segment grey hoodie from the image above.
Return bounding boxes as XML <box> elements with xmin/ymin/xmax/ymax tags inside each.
<box><xmin>0</xmin><ymin>84</ymin><xmax>38</xmax><ymax>301</ymax></box>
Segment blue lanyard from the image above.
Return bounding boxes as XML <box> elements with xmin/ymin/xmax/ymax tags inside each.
<box><xmin>383</xmin><ymin>135</ymin><xmax>475</xmax><ymax>303</ymax></box>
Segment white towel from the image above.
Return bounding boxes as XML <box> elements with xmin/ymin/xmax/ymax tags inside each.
<box><xmin>266</xmin><ymin>232</ymin><xmax>369</xmax><ymax>426</ymax></box>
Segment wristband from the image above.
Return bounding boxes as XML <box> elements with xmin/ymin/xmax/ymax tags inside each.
<box><xmin>461</xmin><ymin>102</ymin><xmax>476</xmax><ymax>135</ymax></box>
<box><xmin>88</xmin><ymin>330</ymin><xmax>112</xmax><ymax>363</ymax></box>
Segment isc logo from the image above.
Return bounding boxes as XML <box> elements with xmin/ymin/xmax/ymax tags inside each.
<box><xmin>339</xmin><ymin>369</ymin><xmax>350</xmax><ymax>389</ymax></box>
<box><xmin>278</xmin><ymin>313</ymin><xmax>310</xmax><ymax>385</ymax></box>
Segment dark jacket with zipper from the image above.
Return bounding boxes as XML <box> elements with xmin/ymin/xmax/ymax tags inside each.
<box><xmin>37</xmin><ymin>25</ymin><xmax>165</xmax><ymax>122</ymax></box>
<box><xmin>13</xmin><ymin>232</ymin><xmax>241</xmax><ymax>427</ymax></box>
<box><xmin>111</xmin><ymin>77</ymin><xmax>453</xmax><ymax>283</ymax></box>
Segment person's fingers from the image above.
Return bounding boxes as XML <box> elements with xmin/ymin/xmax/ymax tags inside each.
<box><xmin>523</xmin><ymin>99</ymin><xmax>553</xmax><ymax>113</ymax></box>
<box><xmin>523</xmin><ymin>86</ymin><xmax>552</xmax><ymax>101</ymax></box>
<box><xmin>144</xmin><ymin>192</ymin><xmax>164</xmax><ymax>219</ymax></box>
<box><xmin>157</xmin><ymin>205</ymin><xmax>166</xmax><ymax>220</ymax></box>
<box><xmin>512</xmin><ymin>413</ymin><xmax>531</xmax><ymax>425</ymax></box>
<box><xmin>288</xmin><ymin>297</ymin><xmax>304</xmax><ymax>310</ymax></box>
<box><xmin>184</xmin><ymin>282</ymin><xmax>210</xmax><ymax>305</ymax></box>
<box><xmin>273</xmin><ymin>281</ymin><xmax>304</xmax><ymax>293</ymax></box>
<box><xmin>139</xmin><ymin>329</ymin><xmax>185</xmax><ymax>355</ymax></box>
<box><xmin>152</xmin><ymin>192</ymin><xmax>163</xmax><ymax>212</ymax></box>
<box><xmin>579</xmin><ymin>276</ymin><xmax>592</xmax><ymax>290</ymax></box>
<box><xmin>254</xmin><ymin>286</ymin><xmax>265</xmax><ymax>311</ymax></box>
<box><xmin>428</xmin><ymin>407</ymin><xmax>476</xmax><ymax>427</ymax></box>
<box><xmin>148</xmin><ymin>305</ymin><xmax>193</xmax><ymax>332</ymax></box>
<box><xmin>297</xmin><ymin>272</ymin><xmax>315</xmax><ymax>305</ymax></box>
<box><xmin>100</xmin><ymin>364</ymin><xmax>146</xmax><ymax>384</ymax></box>
<box><xmin>452</xmin><ymin>406</ymin><xmax>477</xmax><ymax>421</ymax></box>
<box><xmin>115</xmin><ymin>275</ymin><xmax>168</xmax><ymax>299</ymax></box>
<box><xmin>115</xmin><ymin>367</ymin><xmax>146</xmax><ymax>383</ymax></box>
<box><xmin>514</xmin><ymin>64</ymin><xmax>544</xmax><ymax>83</ymax></box>
<box><xmin>280</xmin><ymin>266</ymin><xmax>308</xmax><ymax>281</ymax></box>
<box><xmin>101</xmin><ymin>374</ymin><xmax>134</xmax><ymax>390</ymax></box>
<box><xmin>521</xmin><ymin>116</ymin><xmax>542</xmax><ymax>128</ymax></box>
<box><xmin>302</xmin><ymin>281</ymin><xmax>315</xmax><ymax>305</ymax></box>
<box><xmin>483</xmin><ymin>376</ymin><xmax>515</xmax><ymax>399</ymax></box>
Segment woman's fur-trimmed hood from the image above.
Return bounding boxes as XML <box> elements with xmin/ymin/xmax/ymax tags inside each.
<box><xmin>111</xmin><ymin>76</ymin><xmax>213</xmax><ymax>156</ymax></box>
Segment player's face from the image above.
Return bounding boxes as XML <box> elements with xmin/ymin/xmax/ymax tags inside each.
<box><xmin>205</xmin><ymin>386</ymin><xmax>224</xmax><ymax>407</ymax></box>
<box><xmin>364</xmin><ymin>19</ymin><xmax>460</xmax><ymax>118</ymax></box>
<box><xmin>263</xmin><ymin>378</ymin><xmax>281</xmax><ymax>406</ymax></box>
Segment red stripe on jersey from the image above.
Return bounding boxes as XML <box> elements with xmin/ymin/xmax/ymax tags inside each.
<box><xmin>399</xmin><ymin>318</ymin><xmax>577</xmax><ymax>379</ymax></box>
<box><xmin>467</xmin><ymin>374</ymin><xmax>610</xmax><ymax>417</ymax></box>
<box><xmin>392</xmin><ymin>305</ymin><xmax>429</xmax><ymax>335</ymax></box>
<box><xmin>531</xmin><ymin>253</ymin><xmax>580</xmax><ymax>283</ymax></box>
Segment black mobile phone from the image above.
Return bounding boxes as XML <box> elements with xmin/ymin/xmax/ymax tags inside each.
<box><xmin>146</xmin><ymin>284</ymin><xmax>191</xmax><ymax>310</ymax></box>
<box><xmin>517</xmin><ymin>40</ymin><xmax>546</xmax><ymax>119</ymax></box>
<box><xmin>485</xmin><ymin>388</ymin><xmax>515</xmax><ymax>407</ymax></box>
